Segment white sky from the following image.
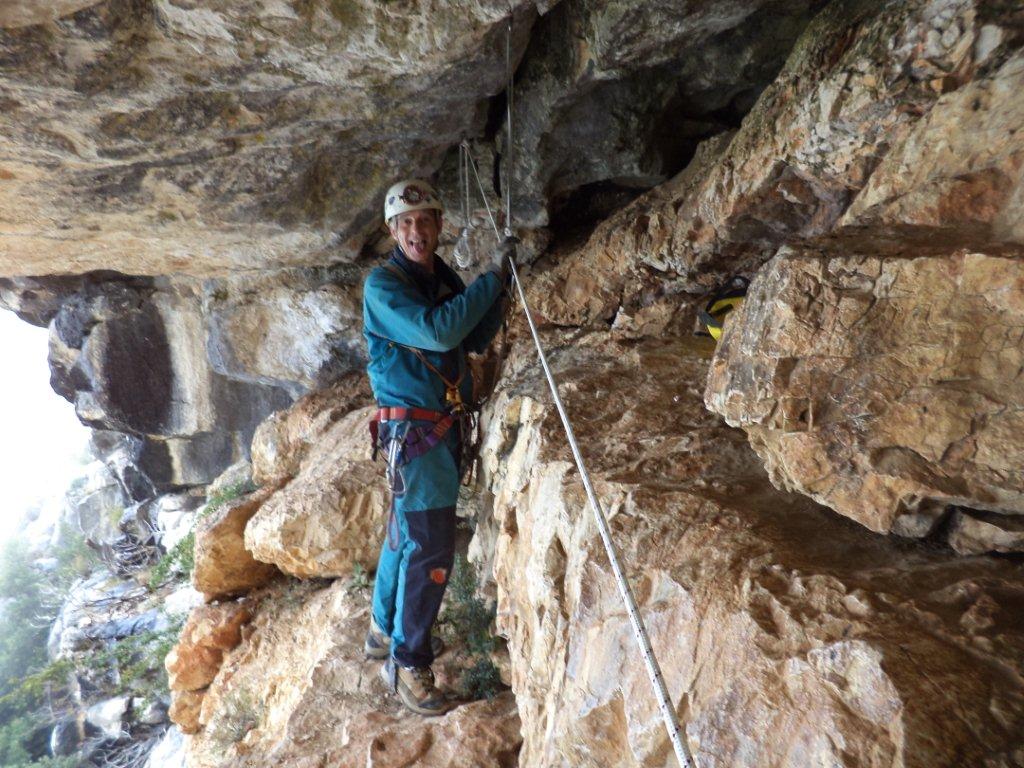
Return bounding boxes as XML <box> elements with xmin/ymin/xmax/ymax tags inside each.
<box><xmin>0</xmin><ymin>309</ymin><xmax>91</xmax><ymax>542</ymax></box>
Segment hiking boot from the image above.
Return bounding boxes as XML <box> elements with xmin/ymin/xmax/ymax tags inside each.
<box><xmin>379</xmin><ymin>657</ymin><xmax>452</xmax><ymax>716</ymax></box>
<box><xmin>364</xmin><ymin>616</ymin><xmax>445</xmax><ymax>660</ymax></box>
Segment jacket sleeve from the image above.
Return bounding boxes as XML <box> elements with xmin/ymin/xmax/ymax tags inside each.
<box><xmin>462</xmin><ymin>289</ymin><xmax>507</xmax><ymax>353</ymax></box>
<box><xmin>363</xmin><ymin>268</ymin><xmax>502</xmax><ymax>352</ymax></box>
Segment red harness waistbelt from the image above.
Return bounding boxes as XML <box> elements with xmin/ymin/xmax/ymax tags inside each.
<box><xmin>373</xmin><ymin>406</ymin><xmax>446</xmax><ymax>423</ymax></box>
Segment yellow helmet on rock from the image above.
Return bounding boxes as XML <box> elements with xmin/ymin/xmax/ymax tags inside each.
<box><xmin>383</xmin><ymin>179</ymin><xmax>444</xmax><ymax>222</ymax></box>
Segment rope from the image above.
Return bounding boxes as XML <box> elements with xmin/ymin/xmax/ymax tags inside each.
<box><xmin>504</xmin><ymin>249</ymin><xmax>697</xmax><ymax>768</ymax></box>
<box><xmin>483</xmin><ymin>224</ymin><xmax>698</xmax><ymax>766</ymax></box>
<box><xmin>505</xmin><ymin>17</ymin><xmax>513</xmax><ymax>231</ymax></box>
<box><xmin>464</xmin><ymin>147</ymin><xmax>500</xmax><ymax>237</ymax></box>
<box><xmin>457</xmin><ymin>15</ymin><xmax>699</xmax><ymax>765</ymax></box>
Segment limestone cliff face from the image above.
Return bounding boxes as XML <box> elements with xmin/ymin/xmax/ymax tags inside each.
<box><xmin>0</xmin><ymin>0</ymin><xmax>541</xmax><ymax>275</ymax></box>
<box><xmin>2</xmin><ymin>0</ymin><xmax>1024</xmax><ymax>767</ymax></box>
<box><xmin>477</xmin><ymin>332</ymin><xmax>1024</xmax><ymax>767</ymax></box>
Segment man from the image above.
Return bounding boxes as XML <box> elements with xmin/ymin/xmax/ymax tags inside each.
<box><xmin>361</xmin><ymin>178</ymin><xmax>510</xmax><ymax>716</ymax></box>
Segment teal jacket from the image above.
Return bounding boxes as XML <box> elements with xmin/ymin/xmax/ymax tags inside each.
<box><xmin>363</xmin><ymin>248</ymin><xmax>505</xmax><ymax>411</ymax></box>
<box><xmin>363</xmin><ymin>248</ymin><xmax>505</xmax><ymax>512</ymax></box>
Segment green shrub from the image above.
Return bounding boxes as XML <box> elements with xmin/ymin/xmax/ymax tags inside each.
<box><xmin>105</xmin><ymin>621</ymin><xmax>184</xmax><ymax>706</ymax></box>
<box><xmin>0</xmin><ymin>713</ymin><xmax>77</xmax><ymax>766</ymax></box>
<box><xmin>347</xmin><ymin>562</ymin><xmax>370</xmax><ymax>593</ymax></box>
<box><xmin>204</xmin><ymin>481</ymin><xmax>255</xmax><ymax>518</ymax></box>
<box><xmin>147</xmin><ymin>531</ymin><xmax>194</xmax><ymax>590</ymax></box>
<box><xmin>0</xmin><ymin>660</ymin><xmax>73</xmax><ymax>716</ymax></box>
<box><xmin>148</xmin><ymin>480</ymin><xmax>254</xmax><ymax>590</ymax></box>
<box><xmin>207</xmin><ymin>687</ymin><xmax>263</xmax><ymax>749</ymax></box>
<box><xmin>0</xmin><ymin>714</ymin><xmax>33</xmax><ymax>765</ymax></box>
<box><xmin>439</xmin><ymin>555</ymin><xmax>504</xmax><ymax>700</ymax></box>
<box><xmin>0</xmin><ymin>616</ymin><xmax>183</xmax><ymax>718</ymax></box>
<box><xmin>460</xmin><ymin>657</ymin><xmax>504</xmax><ymax>701</ymax></box>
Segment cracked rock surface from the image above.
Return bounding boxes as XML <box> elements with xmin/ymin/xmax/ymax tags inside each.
<box><xmin>705</xmin><ymin>230</ymin><xmax>1024</xmax><ymax>537</ymax></box>
<box><xmin>478</xmin><ymin>329</ymin><xmax>1024</xmax><ymax>767</ymax></box>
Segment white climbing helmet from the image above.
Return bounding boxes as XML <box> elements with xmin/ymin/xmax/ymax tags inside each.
<box><xmin>383</xmin><ymin>178</ymin><xmax>444</xmax><ymax>223</ymax></box>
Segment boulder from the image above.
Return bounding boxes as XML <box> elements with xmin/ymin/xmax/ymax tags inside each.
<box><xmin>169</xmin><ymin>690</ymin><xmax>205</xmax><ymax>736</ymax></box>
<box><xmin>477</xmin><ymin>329</ymin><xmax>1024</xmax><ymax>767</ymax></box>
<box><xmin>185</xmin><ymin>578</ymin><xmax>521</xmax><ymax>768</ymax></box>
<box><xmin>166</xmin><ymin>602</ymin><xmax>252</xmax><ymax>693</ymax></box>
<box><xmin>245</xmin><ymin>405</ymin><xmax>387</xmax><ymax>578</ymax></box>
<box><xmin>85</xmin><ymin>696</ymin><xmax>130</xmax><ymax>740</ymax></box>
<box><xmin>192</xmin><ymin>486</ymin><xmax>282</xmax><ymax>601</ymax></box>
<box><xmin>948</xmin><ymin>508</ymin><xmax>1024</xmax><ymax>555</ymax></box>
<box><xmin>250</xmin><ymin>373</ymin><xmax>372</xmax><ymax>486</ymax></box>
<box><xmin>705</xmin><ymin>234</ymin><xmax>1024</xmax><ymax>536</ymax></box>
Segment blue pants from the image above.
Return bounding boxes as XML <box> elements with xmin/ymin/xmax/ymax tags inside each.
<box><xmin>371</xmin><ymin>421</ymin><xmax>461</xmax><ymax>668</ymax></box>
<box><xmin>372</xmin><ymin>503</ymin><xmax>456</xmax><ymax>667</ymax></box>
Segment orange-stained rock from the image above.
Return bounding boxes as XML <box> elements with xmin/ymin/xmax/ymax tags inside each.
<box><xmin>842</xmin><ymin>51</ymin><xmax>1024</xmax><ymax>243</ymax></box>
<box><xmin>169</xmin><ymin>688</ymin><xmax>205</xmax><ymax>735</ymax></box>
<box><xmin>524</xmin><ymin>0</ymin><xmax>1021</xmax><ymax>338</ymax></box>
<box><xmin>250</xmin><ymin>374</ymin><xmax>372</xmax><ymax>487</ymax></box>
<box><xmin>166</xmin><ymin>601</ymin><xmax>252</xmax><ymax>693</ymax></box>
<box><xmin>192</xmin><ymin>486</ymin><xmax>282</xmax><ymax>601</ymax></box>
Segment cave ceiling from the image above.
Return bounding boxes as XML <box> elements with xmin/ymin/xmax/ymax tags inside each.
<box><xmin>0</xmin><ymin>0</ymin><xmax>822</xmax><ymax>278</ymax></box>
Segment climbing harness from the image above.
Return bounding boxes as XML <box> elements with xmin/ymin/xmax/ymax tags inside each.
<box><xmin>450</xmin><ymin>14</ymin><xmax>700</xmax><ymax>768</ymax></box>
<box><xmin>697</xmin><ymin>276</ymin><xmax>749</xmax><ymax>341</ymax></box>
<box><xmin>371</xmin><ymin>407</ymin><xmax>461</xmax><ymax>551</ymax></box>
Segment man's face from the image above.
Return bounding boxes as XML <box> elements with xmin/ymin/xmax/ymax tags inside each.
<box><xmin>389</xmin><ymin>209</ymin><xmax>441</xmax><ymax>264</ymax></box>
